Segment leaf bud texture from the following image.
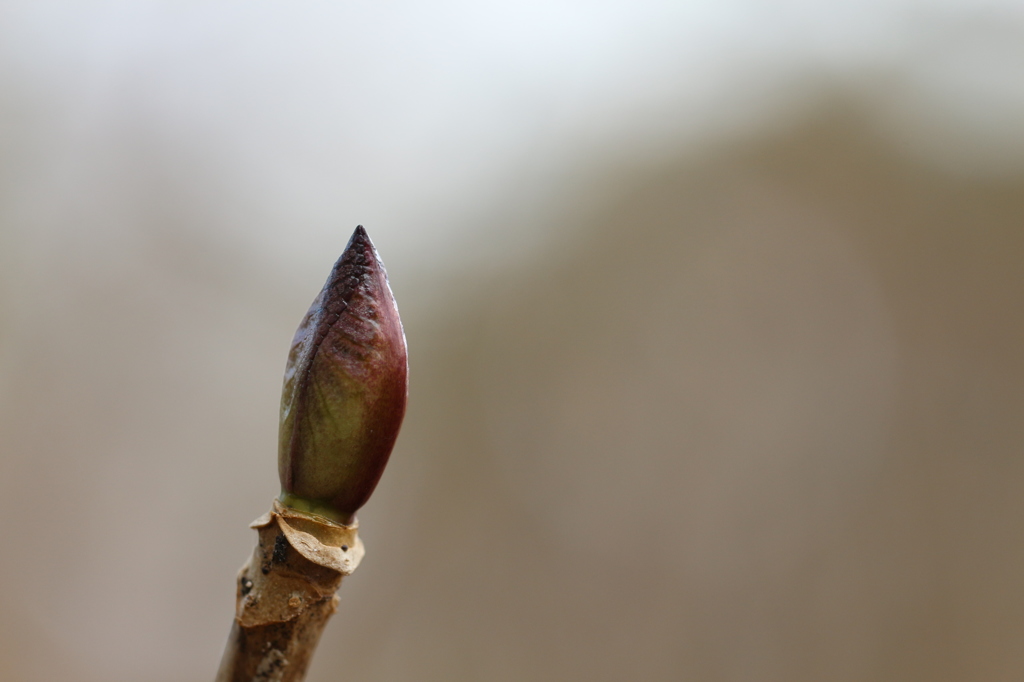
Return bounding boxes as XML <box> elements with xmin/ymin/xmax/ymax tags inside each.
<box><xmin>278</xmin><ymin>226</ymin><xmax>408</xmax><ymax>524</ymax></box>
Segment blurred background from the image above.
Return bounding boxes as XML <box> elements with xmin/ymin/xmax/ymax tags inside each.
<box><xmin>2</xmin><ymin>1</ymin><xmax>1024</xmax><ymax>681</ymax></box>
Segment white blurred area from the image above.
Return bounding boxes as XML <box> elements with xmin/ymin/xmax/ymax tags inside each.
<box><xmin>3</xmin><ymin>1</ymin><xmax>1023</xmax><ymax>284</ymax></box>
<box><xmin>1</xmin><ymin>2</ymin><xmax>1024</xmax><ymax>681</ymax></box>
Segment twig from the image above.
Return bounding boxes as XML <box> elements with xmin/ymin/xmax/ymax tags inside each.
<box><xmin>215</xmin><ymin>501</ymin><xmax>363</xmax><ymax>682</ymax></box>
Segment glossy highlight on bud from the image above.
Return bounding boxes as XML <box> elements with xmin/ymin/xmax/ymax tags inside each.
<box><xmin>278</xmin><ymin>226</ymin><xmax>408</xmax><ymax>524</ymax></box>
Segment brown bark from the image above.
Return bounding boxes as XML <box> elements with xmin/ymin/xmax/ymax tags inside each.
<box><xmin>215</xmin><ymin>500</ymin><xmax>364</xmax><ymax>682</ymax></box>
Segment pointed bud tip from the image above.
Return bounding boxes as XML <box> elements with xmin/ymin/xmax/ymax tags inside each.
<box><xmin>345</xmin><ymin>224</ymin><xmax>372</xmax><ymax>253</ymax></box>
<box><xmin>333</xmin><ymin>225</ymin><xmax>384</xmax><ymax>282</ymax></box>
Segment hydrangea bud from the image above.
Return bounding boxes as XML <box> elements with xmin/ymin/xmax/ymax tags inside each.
<box><xmin>278</xmin><ymin>226</ymin><xmax>408</xmax><ymax>524</ymax></box>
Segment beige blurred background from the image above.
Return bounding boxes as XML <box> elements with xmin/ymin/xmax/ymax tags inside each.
<box><xmin>2</xmin><ymin>2</ymin><xmax>1024</xmax><ymax>681</ymax></box>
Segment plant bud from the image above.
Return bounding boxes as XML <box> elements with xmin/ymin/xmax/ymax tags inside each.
<box><xmin>278</xmin><ymin>226</ymin><xmax>408</xmax><ymax>524</ymax></box>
